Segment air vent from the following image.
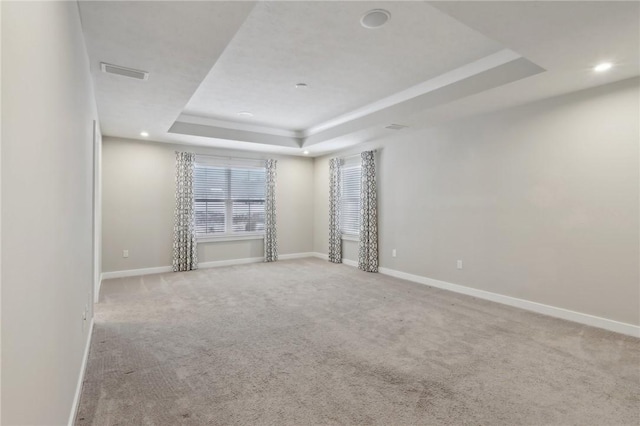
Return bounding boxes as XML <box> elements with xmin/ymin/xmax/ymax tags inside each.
<box><xmin>385</xmin><ymin>124</ymin><xmax>408</xmax><ymax>130</ymax></box>
<box><xmin>100</xmin><ymin>62</ymin><xmax>149</xmax><ymax>80</ymax></box>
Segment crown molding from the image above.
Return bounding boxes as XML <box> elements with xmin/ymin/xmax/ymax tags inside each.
<box><xmin>303</xmin><ymin>49</ymin><xmax>522</xmax><ymax>138</ymax></box>
<box><xmin>168</xmin><ymin>50</ymin><xmax>544</xmax><ymax>152</ymax></box>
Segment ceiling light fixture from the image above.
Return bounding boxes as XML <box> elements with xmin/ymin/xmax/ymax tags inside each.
<box><xmin>303</xmin><ymin>150</ymin><xmax>310</xmax><ymax>155</ymax></box>
<box><xmin>237</xmin><ymin>111</ymin><xmax>253</xmax><ymax>117</ymax></box>
<box><xmin>361</xmin><ymin>9</ymin><xmax>391</xmax><ymax>29</ymax></box>
<box><xmin>594</xmin><ymin>62</ymin><xmax>613</xmax><ymax>72</ymax></box>
<box><xmin>295</xmin><ymin>83</ymin><xmax>308</xmax><ymax>89</ymax></box>
<box><xmin>140</xmin><ymin>131</ymin><xmax>149</xmax><ymax>137</ymax></box>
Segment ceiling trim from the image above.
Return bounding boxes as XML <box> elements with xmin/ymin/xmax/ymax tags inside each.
<box><xmin>303</xmin><ymin>56</ymin><xmax>545</xmax><ymax>147</ymax></box>
<box><xmin>175</xmin><ymin>113</ymin><xmax>304</xmax><ymax>138</ymax></box>
<box><xmin>303</xmin><ymin>49</ymin><xmax>522</xmax><ymax>137</ymax></box>
<box><xmin>168</xmin><ymin>121</ymin><xmax>302</xmax><ymax>148</ymax></box>
<box><xmin>169</xmin><ymin>51</ymin><xmax>545</xmax><ymax>150</ymax></box>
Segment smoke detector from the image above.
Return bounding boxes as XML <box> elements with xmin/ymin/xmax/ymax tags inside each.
<box><xmin>361</xmin><ymin>9</ymin><xmax>391</xmax><ymax>29</ymax></box>
<box><xmin>101</xmin><ymin>62</ymin><xmax>149</xmax><ymax>80</ymax></box>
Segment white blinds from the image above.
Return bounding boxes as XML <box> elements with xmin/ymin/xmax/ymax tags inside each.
<box><xmin>341</xmin><ymin>164</ymin><xmax>361</xmax><ymax>235</ymax></box>
<box><xmin>230</xmin><ymin>168</ymin><xmax>265</xmax><ymax>233</ymax></box>
<box><xmin>194</xmin><ymin>161</ymin><xmax>266</xmax><ymax>236</ymax></box>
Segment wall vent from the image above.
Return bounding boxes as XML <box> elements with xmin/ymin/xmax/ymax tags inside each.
<box><xmin>100</xmin><ymin>62</ymin><xmax>149</xmax><ymax>80</ymax></box>
<box><xmin>385</xmin><ymin>124</ymin><xmax>408</xmax><ymax>130</ymax></box>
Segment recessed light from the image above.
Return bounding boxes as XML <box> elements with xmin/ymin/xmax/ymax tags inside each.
<box><xmin>303</xmin><ymin>150</ymin><xmax>310</xmax><ymax>155</ymax></box>
<box><xmin>361</xmin><ymin>9</ymin><xmax>390</xmax><ymax>29</ymax></box>
<box><xmin>295</xmin><ymin>83</ymin><xmax>308</xmax><ymax>89</ymax></box>
<box><xmin>238</xmin><ymin>111</ymin><xmax>253</xmax><ymax>117</ymax></box>
<box><xmin>594</xmin><ymin>62</ymin><xmax>613</xmax><ymax>72</ymax></box>
<box><xmin>140</xmin><ymin>131</ymin><xmax>149</xmax><ymax>137</ymax></box>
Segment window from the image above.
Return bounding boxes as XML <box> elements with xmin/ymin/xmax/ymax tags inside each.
<box><xmin>341</xmin><ymin>163</ymin><xmax>361</xmax><ymax>236</ymax></box>
<box><xmin>194</xmin><ymin>159</ymin><xmax>266</xmax><ymax>238</ymax></box>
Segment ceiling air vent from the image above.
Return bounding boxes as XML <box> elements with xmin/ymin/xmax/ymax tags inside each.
<box><xmin>385</xmin><ymin>124</ymin><xmax>408</xmax><ymax>131</ymax></box>
<box><xmin>100</xmin><ymin>62</ymin><xmax>149</xmax><ymax>80</ymax></box>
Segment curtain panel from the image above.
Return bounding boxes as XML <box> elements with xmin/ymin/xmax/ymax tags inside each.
<box><xmin>328</xmin><ymin>158</ymin><xmax>343</xmax><ymax>263</ymax></box>
<box><xmin>358</xmin><ymin>151</ymin><xmax>378</xmax><ymax>272</ymax></box>
<box><xmin>264</xmin><ymin>159</ymin><xmax>278</xmax><ymax>262</ymax></box>
<box><xmin>173</xmin><ymin>152</ymin><xmax>198</xmax><ymax>272</ymax></box>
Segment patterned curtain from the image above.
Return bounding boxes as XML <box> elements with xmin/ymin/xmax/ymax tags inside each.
<box><xmin>173</xmin><ymin>152</ymin><xmax>198</xmax><ymax>272</ymax></box>
<box><xmin>328</xmin><ymin>158</ymin><xmax>342</xmax><ymax>263</ymax></box>
<box><xmin>358</xmin><ymin>151</ymin><xmax>378</xmax><ymax>272</ymax></box>
<box><xmin>264</xmin><ymin>159</ymin><xmax>278</xmax><ymax>262</ymax></box>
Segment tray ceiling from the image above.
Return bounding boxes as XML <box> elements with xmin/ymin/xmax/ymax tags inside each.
<box><xmin>78</xmin><ymin>1</ymin><xmax>640</xmax><ymax>156</ymax></box>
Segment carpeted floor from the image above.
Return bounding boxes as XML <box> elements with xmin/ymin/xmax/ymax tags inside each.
<box><xmin>76</xmin><ymin>258</ymin><xmax>639</xmax><ymax>425</ymax></box>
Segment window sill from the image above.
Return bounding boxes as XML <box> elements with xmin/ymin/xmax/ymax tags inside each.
<box><xmin>341</xmin><ymin>234</ymin><xmax>359</xmax><ymax>242</ymax></box>
<box><xmin>197</xmin><ymin>233</ymin><xmax>265</xmax><ymax>243</ymax></box>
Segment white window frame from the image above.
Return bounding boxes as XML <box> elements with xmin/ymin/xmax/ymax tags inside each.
<box><xmin>194</xmin><ymin>156</ymin><xmax>266</xmax><ymax>243</ymax></box>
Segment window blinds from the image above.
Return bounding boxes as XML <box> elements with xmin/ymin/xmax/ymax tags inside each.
<box><xmin>194</xmin><ymin>159</ymin><xmax>266</xmax><ymax>236</ymax></box>
<box><xmin>341</xmin><ymin>164</ymin><xmax>361</xmax><ymax>235</ymax></box>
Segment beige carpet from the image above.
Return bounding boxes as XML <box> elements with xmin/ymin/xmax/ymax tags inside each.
<box><xmin>76</xmin><ymin>258</ymin><xmax>639</xmax><ymax>425</ymax></box>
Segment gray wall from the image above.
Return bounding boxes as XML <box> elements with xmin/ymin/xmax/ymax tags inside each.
<box><xmin>2</xmin><ymin>2</ymin><xmax>99</xmax><ymax>424</ymax></box>
<box><xmin>102</xmin><ymin>137</ymin><xmax>314</xmax><ymax>272</ymax></box>
<box><xmin>314</xmin><ymin>78</ymin><xmax>639</xmax><ymax>326</ymax></box>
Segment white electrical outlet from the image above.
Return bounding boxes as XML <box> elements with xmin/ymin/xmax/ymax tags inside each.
<box><xmin>392</xmin><ymin>249</ymin><xmax>397</xmax><ymax>257</ymax></box>
<box><xmin>123</xmin><ymin>249</ymin><xmax>129</xmax><ymax>258</ymax></box>
<box><xmin>457</xmin><ymin>260</ymin><xmax>463</xmax><ymax>270</ymax></box>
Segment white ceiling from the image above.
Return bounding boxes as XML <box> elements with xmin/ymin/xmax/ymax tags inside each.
<box><xmin>183</xmin><ymin>1</ymin><xmax>503</xmax><ymax>131</ymax></box>
<box><xmin>78</xmin><ymin>1</ymin><xmax>640</xmax><ymax>157</ymax></box>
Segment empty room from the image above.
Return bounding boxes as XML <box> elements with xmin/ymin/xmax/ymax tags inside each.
<box><xmin>1</xmin><ymin>1</ymin><xmax>639</xmax><ymax>425</ymax></box>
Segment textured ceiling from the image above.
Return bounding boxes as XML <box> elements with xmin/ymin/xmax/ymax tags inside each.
<box><xmin>77</xmin><ymin>1</ymin><xmax>256</xmax><ymax>139</ymax></box>
<box><xmin>78</xmin><ymin>1</ymin><xmax>640</xmax><ymax>156</ymax></box>
<box><xmin>183</xmin><ymin>1</ymin><xmax>503</xmax><ymax>131</ymax></box>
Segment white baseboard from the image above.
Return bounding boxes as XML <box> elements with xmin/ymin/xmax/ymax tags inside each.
<box><xmin>378</xmin><ymin>266</ymin><xmax>640</xmax><ymax>338</ymax></box>
<box><xmin>68</xmin><ymin>318</ymin><xmax>94</xmax><ymax>426</ymax></box>
<box><xmin>279</xmin><ymin>252</ymin><xmax>318</xmax><ymax>260</ymax></box>
<box><xmin>312</xmin><ymin>252</ymin><xmax>328</xmax><ymax>260</ymax></box>
<box><xmin>99</xmin><ymin>252</ymin><xmax>639</xmax><ymax>337</ymax></box>
<box><xmin>199</xmin><ymin>256</ymin><xmax>264</xmax><ymax>268</ymax></box>
<box><xmin>101</xmin><ymin>252</ymin><xmax>319</xmax><ymax>280</ymax></box>
<box><xmin>311</xmin><ymin>252</ymin><xmax>639</xmax><ymax>337</ymax></box>
<box><xmin>311</xmin><ymin>252</ymin><xmax>358</xmax><ymax>267</ymax></box>
<box><xmin>101</xmin><ymin>265</ymin><xmax>173</xmax><ymax>280</ymax></box>
<box><xmin>343</xmin><ymin>258</ymin><xmax>357</xmax><ymax>267</ymax></box>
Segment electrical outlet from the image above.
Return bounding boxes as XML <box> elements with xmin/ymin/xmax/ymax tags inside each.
<box><xmin>123</xmin><ymin>249</ymin><xmax>129</xmax><ymax>258</ymax></box>
<box><xmin>392</xmin><ymin>249</ymin><xmax>397</xmax><ymax>257</ymax></box>
<box><xmin>457</xmin><ymin>260</ymin><xmax>463</xmax><ymax>270</ymax></box>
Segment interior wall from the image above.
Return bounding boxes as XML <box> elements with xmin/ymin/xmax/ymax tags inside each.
<box><xmin>101</xmin><ymin>137</ymin><xmax>314</xmax><ymax>272</ymax></box>
<box><xmin>1</xmin><ymin>2</ymin><xmax>99</xmax><ymax>424</ymax></box>
<box><xmin>313</xmin><ymin>77</ymin><xmax>640</xmax><ymax>326</ymax></box>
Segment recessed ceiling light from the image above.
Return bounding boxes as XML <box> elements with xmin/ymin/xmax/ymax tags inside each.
<box><xmin>594</xmin><ymin>62</ymin><xmax>613</xmax><ymax>72</ymax></box>
<box><xmin>295</xmin><ymin>83</ymin><xmax>308</xmax><ymax>89</ymax></box>
<box><xmin>361</xmin><ymin>9</ymin><xmax>391</xmax><ymax>29</ymax></box>
<box><xmin>303</xmin><ymin>150</ymin><xmax>310</xmax><ymax>155</ymax></box>
<box><xmin>140</xmin><ymin>131</ymin><xmax>149</xmax><ymax>137</ymax></box>
<box><xmin>238</xmin><ymin>111</ymin><xmax>253</xmax><ymax>117</ymax></box>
